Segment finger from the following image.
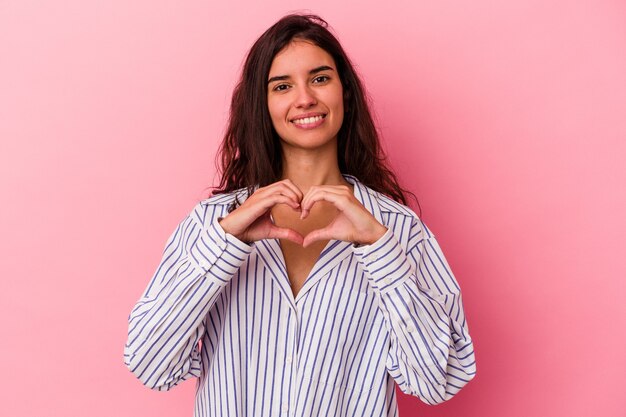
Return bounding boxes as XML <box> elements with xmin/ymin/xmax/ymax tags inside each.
<box><xmin>302</xmin><ymin>184</ymin><xmax>351</xmax><ymax>201</ymax></box>
<box><xmin>301</xmin><ymin>185</ymin><xmax>351</xmax><ymax>210</ymax></box>
<box><xmin>275</xmin><ymin>181</ymin><xmax>303</xmax><ymax>204</ymax></box>
<box><xmin>299</xmin><ymin>186</ymin><xmax>320</xmax><ymax>219</ymax></box>
<box><xmin>249</xmin><ymin>194</ymin><xmax>300</xmax><ymax>214</ymax></box>
<box><xmin>277</xmin><ymin>179</ymin><xmax>304</xmax><ymax>202</ymax></box>
<box><xmin>225</xmin><ymin>189</ymin><xmax>304</xmax><ymax>238</ymax></box>
<box><xmin>300</xmin><ymin>185</ymin><xmax>353</xmax><ymax>219</ymax></box>
<box><xmin>302</xmin><ymin>227</ymin><xmax>334</xmax><ymax>248</ymax></box>
<box><xmin>259</xmin><ymin>182</ymin><xmax>302</xmax><ymax>207</ymax></box>
<box><xmin>264</xmin><ymin>194</ymin><xmax>301</xmax><ymax>211</ymax></box>
<box><xmin>268</xmin><ymin>226</ymin><xmax>304</xmax><ymax>245</ymax></box>
<box><xmin>246</xmin><ymin>195</ymin><xmax>300</xmax><ymax>225</ymax></box>
<box><xmin>300</xmin><ymin>189</ymin><xmax>350</xmax><ymax>219</ymax></box>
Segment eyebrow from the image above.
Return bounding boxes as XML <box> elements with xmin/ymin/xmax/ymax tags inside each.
<box><xmin>267</xmin><ymin>65</ymin><xmax>335</xmax><ymax>85</ymax></box>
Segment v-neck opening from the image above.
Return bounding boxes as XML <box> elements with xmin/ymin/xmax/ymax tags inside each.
<box><xmin>258</xmin><ymin>175</ymin><xmax>380</xmax><ymax>304</ymax></box>
<box><xmin>268</xmin><ymin>176</ymin><xmax>360</xmax><ymax>301</ymax></box>
<box><xmin>271</xmin><ymin>235</ymin><xmax>335</xmax><ymax>300</ymax></box>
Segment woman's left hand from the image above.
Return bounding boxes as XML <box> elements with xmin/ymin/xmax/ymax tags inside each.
<box><xmin>300</xmin><ymin>185</ymin><xmax>388</xmax><ymax>248</ymax></box>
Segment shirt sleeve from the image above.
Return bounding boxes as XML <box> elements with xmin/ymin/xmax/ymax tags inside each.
<box><xmin>123</xmin><ymin>202</ymin><xmax>254</xmax><ymax>391</ymax></box>
<box><xmin>352</xmin><ymin>218</ymin><xmax>476</xmax><ymax>404</ymax></box>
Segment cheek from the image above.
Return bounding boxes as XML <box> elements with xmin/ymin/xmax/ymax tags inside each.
<box><xmin>267</xmin><ymin>102</ymin><xmax>283</xmax><ymax>128</ymax></box>
<box><xmin>331</xmin><ymin>86</ymin><xmax>344</xmax><ymax>111</ymax></box>
<box><xmin>268</xmin><ymin>99</ymin><xmax>288</xmax><ymax>122</ymax></box>
<box><xmin>330</xmin><ymin>88</ymin><xmax>344</xmax><ymax>120</ymax></box>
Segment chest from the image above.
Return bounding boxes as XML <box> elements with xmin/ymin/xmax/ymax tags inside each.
<box><xmin>271</xmin><ymin>203</ymin><xmax>337</xmax><ymax>298</ymax></box>
<box><xmin>279</xmin><ymin>239</ymin><xmax>327</xmax><ymax>298</ymax></box>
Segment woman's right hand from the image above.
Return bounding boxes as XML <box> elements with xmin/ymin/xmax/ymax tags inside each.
<box><xmin>218</xmin><ymin>179</ymin><xmax>304</xmax><ymax>245</ymax></box>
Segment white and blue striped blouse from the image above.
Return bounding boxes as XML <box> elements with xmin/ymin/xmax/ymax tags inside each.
<box><xmin>124</xmin><ymin>174</ymin><xmax>476</xmax><ymax>416</ymax></box>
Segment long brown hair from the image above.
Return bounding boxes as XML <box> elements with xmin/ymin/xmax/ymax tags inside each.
<box><xmin>211</xmin><ymin>13</ymin><xmax>420</xmax><ymax>214</ymax></box>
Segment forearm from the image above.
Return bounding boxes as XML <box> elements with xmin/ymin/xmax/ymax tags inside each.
<box><xmin>125</xmin><ymin>212</ymin><xmax>254</xmax><ymax>389</ymax></box>
<box><xmin>353</xmin><ymin>226</ymin><xmax>476</xmax><ymax>403</ymax></box>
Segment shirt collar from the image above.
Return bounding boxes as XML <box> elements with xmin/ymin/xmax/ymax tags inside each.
<box><xmin>342</xmin><ymin>174</ymin><xmax>384</xmax><ymax>225</ymax></box>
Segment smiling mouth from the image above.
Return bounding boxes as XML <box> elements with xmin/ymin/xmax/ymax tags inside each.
<box><xmin>291</xmin><ymin>114</ymin><xmax>327</xmax><ymax>126</ymax></box>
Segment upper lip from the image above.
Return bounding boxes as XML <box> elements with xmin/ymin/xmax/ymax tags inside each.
<box><xmin>290</xmin><ymin>112</ymin><xmax>326</xmax><ymax>122</ymax></box>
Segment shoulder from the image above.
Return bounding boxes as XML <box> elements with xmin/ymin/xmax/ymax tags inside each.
<box><xmin>353</xmin><ymin>177</ymin><xmax>415</xmax><ymax>217</ymax></box>
<box><xmin>373</xmin><ymin>190</ymin><xmax>417</xmax><ymax>218</ymax></box>
<box><xmin>352</xmin><ymin>176</ymin><xmax>435</xmax><ymax>240</ymax></box>
<box><xmin>375</xmin><ymin>190</ymin><xmax>432</xmax><ymax>235</ymax></box>
<box><xmin>198</xmin><ymin>187</ymin><xmax>251</xmax><ymax>208</ymax></box>
<box><xmin>181</xmin><ymin>187</ymin><xmax>251</xmax><ymax>226</ymax></box>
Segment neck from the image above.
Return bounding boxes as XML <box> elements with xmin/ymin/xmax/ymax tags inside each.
<box><xmin>279</xmin><ymin>140</ymin><xmax>349</xmax><ymax>194</ymax></box>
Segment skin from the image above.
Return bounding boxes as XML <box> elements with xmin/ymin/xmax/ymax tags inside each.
<box><xmin>219</xmin><ymin>39</ymin><xmax>387</xmax><ymax>252</ymax></box>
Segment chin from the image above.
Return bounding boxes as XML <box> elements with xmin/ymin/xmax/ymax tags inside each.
<box><xmin>280</xmin><ymin>134</ymin><xmax>338</xmax><ymax>150</ymax></box>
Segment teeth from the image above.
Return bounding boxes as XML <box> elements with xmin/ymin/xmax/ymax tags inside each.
<box><xmin>293</xmin><ymin>115</ymin><xmax>324</xmax><ymax>125</ymax></box>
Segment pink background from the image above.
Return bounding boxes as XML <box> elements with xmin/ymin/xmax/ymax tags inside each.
<box><xmin>1</xmin><ymin>1</ymin><xmax>625</xmax><ymax>416</ymax></box>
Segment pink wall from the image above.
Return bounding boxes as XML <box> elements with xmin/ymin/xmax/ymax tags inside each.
<box><xmin>1</xmin><ymin>1</ymin><xmax>624</xmax><ymax>416</ymax></box>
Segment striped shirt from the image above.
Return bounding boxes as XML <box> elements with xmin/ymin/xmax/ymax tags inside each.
<box><xmin>124</xmin><ymin>174</ymin><xmax>476</xmax><ymax>416</ymax></box>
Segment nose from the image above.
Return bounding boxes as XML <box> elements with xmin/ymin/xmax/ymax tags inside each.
<box><xmin>294</xmin><ymin>84</ymin><xmax>317</xmax><ymax>108</ymax></box>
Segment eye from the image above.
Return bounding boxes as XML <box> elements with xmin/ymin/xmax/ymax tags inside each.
<box><xmin>313</xmin><ymin>75</ymin><xmax>330</xmax><ymax>83</ymax></box>
<box><xmin>273</xmin><ymin>84</ymin><xmax>290</xmax><ymax>92</ymax></box>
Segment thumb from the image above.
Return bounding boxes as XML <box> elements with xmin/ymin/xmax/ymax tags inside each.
<box><xmin>268</xmin><ymin>226</ymin><xmax>304</xmax><ymax>246</ymax></box>
<box><xmin>302</xmin><ymin>227</ymin><xmax>333</xmax><ymax>248</ymax></box>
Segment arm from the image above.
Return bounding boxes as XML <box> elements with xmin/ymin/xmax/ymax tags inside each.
<box><xmin>123</xmin><ymin>202</ymin><xmax>253</xmax><ymax>391</ymax></box>
<box><xmin>353</xmin><ymin>218</ymin><xmax>476</xmax><ymax>404</ymax></box>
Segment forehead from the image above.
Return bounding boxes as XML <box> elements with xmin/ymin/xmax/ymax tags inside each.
<box><xmin>268</xmin><ymin>40</ymin><xmax>336</xmax><ymax>75</ymax></box>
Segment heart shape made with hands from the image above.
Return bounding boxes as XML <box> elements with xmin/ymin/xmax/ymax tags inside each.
<box><xmin>270</xmin><ymin>199</ymin><xmax>339</xmax><ymax>248</ymax></box>
<box><xmin>219</xmin><ymin>182</ymin><xmax>387</xmax><ymax>248</ymax></box>
<box><xmin>267</xmin><ymin>187</ymin><xmax>387</xmax><ymax>248</ymax></box>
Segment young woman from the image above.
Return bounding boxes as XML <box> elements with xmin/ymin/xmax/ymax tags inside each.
<box><xmin>124</xmin><ymin>13</ymin><xmax>476</xmax><ymax>416</ymax></box>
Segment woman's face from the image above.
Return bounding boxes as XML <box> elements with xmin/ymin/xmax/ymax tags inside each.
<box><xmin>267</xmin><ymin>39</ymin><xmax>344</xmax><ymax>152</ymax></box>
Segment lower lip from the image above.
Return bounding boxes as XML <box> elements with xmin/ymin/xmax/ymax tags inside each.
<box><xmin>291</xmin><ymin>116</ymin><xmax>326</xmax><ymax>130</ymax></box>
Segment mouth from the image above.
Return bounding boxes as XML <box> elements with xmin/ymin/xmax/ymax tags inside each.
<box><xmin>290</xmin><ymin>113</ymin><xmax>327</xmax><ymax>128</ymax></box>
